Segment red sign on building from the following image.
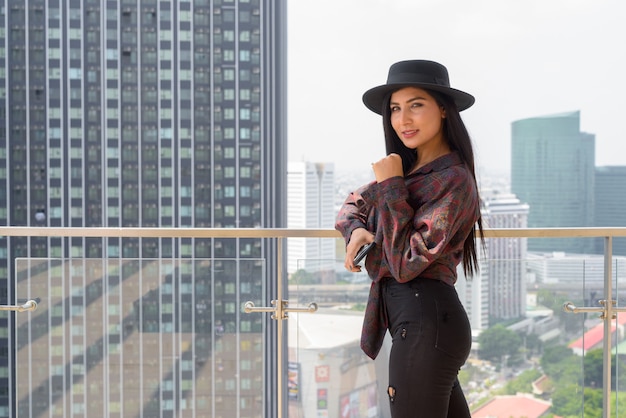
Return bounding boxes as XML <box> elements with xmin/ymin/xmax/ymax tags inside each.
<box><xmin>315</xmin><ymin>365</ymin><xmax>330</xmax><ymax>383</ymax></box>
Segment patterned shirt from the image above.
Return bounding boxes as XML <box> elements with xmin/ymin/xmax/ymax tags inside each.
<box><xmin>335</xmin><ymin>152</ymin><xmax>480</xmax><ymax>359</ymax></box>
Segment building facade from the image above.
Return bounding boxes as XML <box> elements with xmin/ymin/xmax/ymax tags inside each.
<box><xmin>482</xmin><ymin>194</ymin><xmax>529</xmax><ymax>324</ymax></box>
<box><xmin>287</xmin><ymin>162</ymin><xmax>336</xmax><ymax>275</ymax></box>
<box><xmin>511</xmin><ymin>111</ymin><xmax>595</xmax><ymax>254</ymax></box>
<box><xmin>594</xmin><ymin>166</ymin><xmax>626</xmax><ymax>256</ymax></box>
<box><xmin>457</xmin><ymin>193</ymin><xmax>529</xmax><ymax>329</ymax></box>
<box><xmin>0</xmin><ymin>1</ymin><xmax>287</xmax><ymax>417</ymax></box>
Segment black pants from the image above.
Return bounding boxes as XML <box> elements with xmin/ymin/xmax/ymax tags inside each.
<box><xmin>383</xmin><ymin>277</ymin><xmax>472</xmax><ymax>418</ymax></box>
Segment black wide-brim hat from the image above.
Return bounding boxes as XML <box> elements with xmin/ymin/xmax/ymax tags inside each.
<box><xmin>362</xmin><ymin>60</ymin><xmax>475</xmax><ymax>115</ymax></box>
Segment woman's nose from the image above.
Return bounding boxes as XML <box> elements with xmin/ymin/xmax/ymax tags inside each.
<box><xmin>400</xmin><ymin>109</ymin><xmax>412</xmax><ymax>123</ymax></box>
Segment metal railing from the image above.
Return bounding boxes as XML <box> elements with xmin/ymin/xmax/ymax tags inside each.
<box><xmin>2</xmin><ymin>226</ymin><xmax>626</xmax><ymax>418</ymax></box>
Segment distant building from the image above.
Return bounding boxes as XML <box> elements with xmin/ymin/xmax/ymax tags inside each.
<box><xmin>511</xmin><ymin>111</ymin><xmax>595</xmax><ymax>254</ymax></box>
<box><xmin>457</xmin><ymin>193</ymin><xmax>529</xmax><ymax>329</ymax></box>
<box><xmin>484</xmin><ymin>194</ymin><xmax>529</xmax><ymax>324</ymax></box>
<box><xmin>287</xmin><ymin>162</ymin><xmax>336</xmax><ymax>275</ymax></box>
<box><xmin>595</xmin><ymin>166</ymin><xmax>626</xmax><ymax>256</ymax></box>
<box><xmin>569</xmin><ymin>314</ymin><xmax>626</xmax><ymax>356</ymax></box>
<box><xmin>526</xmin><ymin>251</ymin><xmax>626</xmax><ymax>288</ymax></box>
<box><xmin>287</xmin><ymin>311</ymin><xmax>382</xmax><ymax>418</ymax></box>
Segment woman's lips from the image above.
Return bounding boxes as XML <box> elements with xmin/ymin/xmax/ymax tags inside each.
<box><xmin>402</xmin><ymin>129</ymin><xmax>418</xmax><ymax>138</ymax></box>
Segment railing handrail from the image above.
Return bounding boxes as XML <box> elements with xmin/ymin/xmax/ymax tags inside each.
<box><xmin>2</xmin><ymin>226</ymin><xmax>626</xmax><ymax>239</ymax></box>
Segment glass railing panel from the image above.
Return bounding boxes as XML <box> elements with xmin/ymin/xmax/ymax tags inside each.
<box><xmin>456</xmin><ymin>256</ymin><xmax>587</xmax><ymax>417</ymax></box>
<box><xmin>288</xmin><ymin>251</ymin><xmax>623</xmax><ymax>418</ymax></box>
<box><xmin>288</xmin><ymin>255</ymin><xmax>380</xmax><ymax>418</ymax></box>
<box><xmin>14</xmin><ymin>257</ymin><xmax>265</xmax><ymax>418</ymax></box>
<box><xmin>613</xmin><ymin>256</ymin><xmax>626</xmax><ymax>416</ymax></box>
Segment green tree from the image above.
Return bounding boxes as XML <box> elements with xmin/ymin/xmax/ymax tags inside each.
<box><xmin>501</xmin><ymin>369</ymin><xmax>542</xmax><ymax>395</ymax></box>
<box><xmin>541</xmin><ymin>347</ymin><xmax>581</xmax><ymax>384</ymax></box>
<box><xmin>551</xmin><ymin>385</ymin><xmax>602</xmax><ymax>418</ymax></box>
<box><xmin>541</xmin><ymin>345</ymin><xmax>575</xmax><ymax>370</ymax></box>
<box><xmin>541</xmin><ymin>344</ymin><xmax>626</xmax><ymax>416</ymax></box>
<box><xmin>582</xmin><ymin>349</ymin><xmax>626</xmax><ymax>389</ymax></box>
<box><xmin>478</xmin><ymin>324</ymin><xmax>522</xmax><ymax>363</ymax></box>
<box><xmin>583</xmin><ymin>349</ymin><xmax>604</xmax><ymax>389</ymax></box>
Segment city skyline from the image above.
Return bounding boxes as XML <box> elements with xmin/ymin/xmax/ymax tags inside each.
<box><xmin>287</xmin><ymin>0</ymin><xmax>626</xmax><ymax>174</ymax></box>
<box><xmin>1</xmin><ymin>2</ymin><xmax>624</xmax><ymax>417</ymax></box>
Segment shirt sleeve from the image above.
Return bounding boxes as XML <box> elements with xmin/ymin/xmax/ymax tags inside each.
<box><xmin>361</xmin><ymin>169</ymin><xmax>477</xmax><ymax>283</ymax></box>
<box><xmin>334</xmin><ymin>181</ymin><xmax>377</xmax><ymax>244</ymax></box>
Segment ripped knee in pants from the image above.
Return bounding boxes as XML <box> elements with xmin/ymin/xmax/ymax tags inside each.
<box><xmin>388</xmin><ymin>386</ymin><xmax>396</xmax><ymax>403</ymax></box>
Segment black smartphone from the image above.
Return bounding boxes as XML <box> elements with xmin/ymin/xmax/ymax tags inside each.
<box><xmin>353</xmin><ymin>242</ymin><xmax>374</xmax><ymax>265</ymax></box>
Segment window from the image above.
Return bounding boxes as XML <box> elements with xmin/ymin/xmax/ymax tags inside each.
<box><xmin>240</xmin><ymin>127</ymin><xmax>250</xmax><ymax>139</ymax></box>
<box><xmin>223</xmin><ymin>69</ymin><xmax>235</xmax><ymax>81</ymax></box>
<box><xmin>224</xmin><ymin>167</ymin><xmax>235</xmax><ymax>178</ymax></box>
<box><xmin>69</xmin><ymin>68</ymin><xmax>82</xmax><ymax>80</ymax></box>
<box><xmin>224</xmin><ymin>30</ymin><xmax>235</xmax><ymax>42</ymax></box>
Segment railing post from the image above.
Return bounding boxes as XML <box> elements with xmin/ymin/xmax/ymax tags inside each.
<box><xmin>604</xmin><ymin>236</ymin><xmax>613</xmax><ymax>418</ymax></box>
<box><xmin>563</xmin><ymin>236</ymin><xmax>626</xmax><ymax>418</ymax></box>
<box><xmin>276</xmin><ymin>238</ymin><xmax>285</xmax><ymax>418</ymax></box>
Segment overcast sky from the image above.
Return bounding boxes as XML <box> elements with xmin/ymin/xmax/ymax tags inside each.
<box><xmin>287</xmin><ymin>0</ymin><xmax>626</xmax><ymax>176</ymax></box>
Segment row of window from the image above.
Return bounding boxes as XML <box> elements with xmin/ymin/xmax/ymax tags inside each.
<box><xmin>1</xmin><ymin>124</ymin><xmax>261</xmax><ymax>146</ymax></box>
<box><xmin>120</xmin><ymin>85</ymin><xmax>258</xmax><ymax>102</ymax></box>
<box><xmin>4</xmin><ymin>64</ymin><xmax>259</xmax><ymax>87</ymax></box>
<box><xmin>6</xmin><ymin>15</ymin><xmax>259</xmax><ymax>44</ymax></box>
<box><xmin>6</xmin><ymin>241</ymin><xmax>261</xmax><ymax>259</ymax></box>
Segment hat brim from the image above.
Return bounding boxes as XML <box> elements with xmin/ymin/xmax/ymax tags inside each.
<box><xmin>362</xmin><ymin>83</ymin><xmax>475</xmax><ymax>115</ymax></box>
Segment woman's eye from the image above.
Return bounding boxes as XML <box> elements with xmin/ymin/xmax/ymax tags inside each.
<box><xmin>390</xmin><ymin>106</ymin><xmax>400</xmax><ymax>112</ymax></box>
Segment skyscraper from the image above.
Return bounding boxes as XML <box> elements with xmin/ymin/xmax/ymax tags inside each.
<box><xmin>483</xmin><ymin>194</ymin><xmax>529</xmax><ymax>323</ymax></box>
<box><xmin>511</xmin><ymin>111</ymin><xmax>595</xmax><ymax>254</ymax></box>
<box><xmin>0</xmin><ymin>1</ymin><xmax>287</xmax><ymax>416</ymax></box>
<box><xmin>287</xmin><ymin>162</ymin><xmax>336</xmax><ymax>275</ymax></box>
<box><xmin>595</xmin><ymin>166</ymin><xmax>626</xmax><ymax>256</ymax></box>
<box><xmin>457</xmin><ymin>193</ymin><xmax>529</xmax><ymax>329</ymax></box>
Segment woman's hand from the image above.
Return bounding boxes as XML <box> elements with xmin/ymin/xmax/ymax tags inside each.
<box><xmin>345</xmin><ymin>228</ymin><xmax>374</xmax><ymax>272</ymax></box>
<box><xmin>372</xmin><ymin>153</ymin><xmax>403</xmax><ymax>183</ymax></box>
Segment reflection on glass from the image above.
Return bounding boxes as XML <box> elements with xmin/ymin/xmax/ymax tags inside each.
<box><xmin>15</xmin><ymin>258</ymin><xmax>265</xmax><ymax>418</ymax></box>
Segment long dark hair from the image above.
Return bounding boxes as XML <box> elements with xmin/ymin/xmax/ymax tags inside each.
<box><xmin>381</xmin><ymin>89</ymin><xmax>485</xmax><ymax>277</ymax></box>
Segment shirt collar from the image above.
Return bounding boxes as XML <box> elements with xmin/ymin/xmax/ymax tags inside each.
<box><xmin>409</xmin><ymin>151</ymin><xmax>463</xmax><ymax>176</ymax></box>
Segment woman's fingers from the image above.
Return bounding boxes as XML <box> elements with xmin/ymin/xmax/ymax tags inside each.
<box><xmin>344</xmin><ymin>253</ymin><xmax>362</xmax><ymax>272</ymax></box>
<box><xmin>372</xmin><ymin>153</ymin><xmax>403</xmax><ymax>182</ymax></box>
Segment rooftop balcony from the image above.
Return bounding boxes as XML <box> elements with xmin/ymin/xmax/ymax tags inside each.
<box><xmin>2</xmin><ymin>227</ymin><xmax>626</xmax><ymax>418</ymax></box>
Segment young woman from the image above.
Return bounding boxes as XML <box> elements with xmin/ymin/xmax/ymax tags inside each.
<box><xmin>335</xmin><ymin>60</ymin><xmax>484</xmax><ymax>417</ymax></box>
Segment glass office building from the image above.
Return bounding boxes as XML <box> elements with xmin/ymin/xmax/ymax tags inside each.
<box><xmin>595</xmin><ymin>166</ymin><xmax>626</xmax><ymax>256</ymax></box>
<box><xmin>511</xmin><ymin>111</ymin><xmax>595</xmax><ymax>254</ymax></box>
<box><xmin>0</xmin><ymin>1</ymin><xmax>287</xmax><ymax>416</ymax></box>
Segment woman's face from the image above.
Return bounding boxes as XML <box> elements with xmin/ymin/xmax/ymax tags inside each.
<box><xmin>389</xmin><ymin>87</ymin><xmax>446</xmax><ymax>151</ymax></box>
